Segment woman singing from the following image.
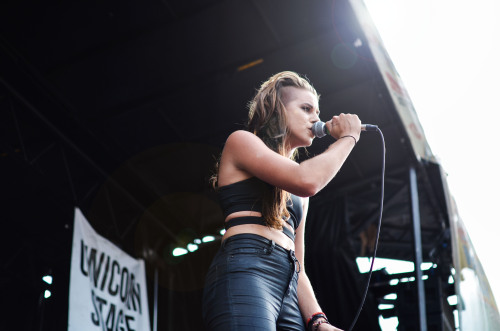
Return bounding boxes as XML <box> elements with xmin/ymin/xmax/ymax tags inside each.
<box><xmin>202</xmin><ymin>71</ymin><xmax>361</xmax><ymax>330</ymax></box>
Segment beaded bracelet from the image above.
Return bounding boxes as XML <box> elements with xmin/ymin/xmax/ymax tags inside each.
<box><xmin>307</xmin><ymin>312</ymin><xmax>328</xmax><ymax>331</ymax></box>
<box><xmin>313</xmin><ymin>319</ymin><xmax>331</xmax><ymax>331</ymax></box>
<box><xmin>340</xmin><ymin>135</ymin><xmax>357</xmax><ymax>145</ymax></box>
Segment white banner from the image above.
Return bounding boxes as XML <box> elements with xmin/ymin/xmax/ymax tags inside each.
<box><xmin>68</xmin><ymin>208</ymin><xmax>151</xmax><ymax>331</ymax></box>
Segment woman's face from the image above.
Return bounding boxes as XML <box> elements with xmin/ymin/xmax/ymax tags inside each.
<box><xmin>282</xmin><ymin>86</ymin><xmax>320</xmax><ymax>150</ymax></box>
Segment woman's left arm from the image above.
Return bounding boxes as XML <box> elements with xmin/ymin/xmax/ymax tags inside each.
<box><xmin>295</xmin><ymin>198</ymin><xmax>344</xmax><ymax>331</ymax></box>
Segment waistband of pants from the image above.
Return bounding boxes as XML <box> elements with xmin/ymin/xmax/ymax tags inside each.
<box><xmin>222</xmin><ymin>233</ymin><xmax>288</xmax><ymax>253</ymax></box>
<box><xmin>222</xmin><ymin>233</ymin><xmax>300</xmax><ymax>274</ymax></box>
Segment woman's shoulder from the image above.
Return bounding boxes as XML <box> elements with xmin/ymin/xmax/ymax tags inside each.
<box><xmin>227</xmin><ymin>129</ymin><xmax>255</xmax><ymax>140</ymax></box>
<box><xmin>225</xmin><ymin>130</ymin><xmax>263</xmax><ymax>148</ymax></box>
<box><xmin>219</xmin><ymin>130</ymin><xmax>262</xmax><ymax>185</ymax></box>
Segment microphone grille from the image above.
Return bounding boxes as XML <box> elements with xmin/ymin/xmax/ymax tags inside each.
<box><xmin>312</xmin><ymin>121</ymin><xmax>327</xmax><ymax>138</ymax></box>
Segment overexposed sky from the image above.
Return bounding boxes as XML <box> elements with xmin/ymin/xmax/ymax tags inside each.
<box><xmin>363</xmin><ymin>0</ymin><xmax>500</xmax><ymax>320</ymax></box>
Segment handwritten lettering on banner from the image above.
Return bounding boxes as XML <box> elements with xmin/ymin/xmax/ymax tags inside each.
<box><xmin>68</xmin><ymin>209</ymin><xmax>151</xmax><ymax>331</ymax></box>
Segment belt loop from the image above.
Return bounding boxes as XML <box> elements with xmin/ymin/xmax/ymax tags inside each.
<box><xmin>286</xmin><ymin>249</ymin><xmax>301</xmax><ymax>296</ymax></box>
<box><xmin>289</xmin><ymin>250</ymin><xmax>301</xmax><ymax>273</ymax></box>
<box><xmin>268</xmin><ymin>240</ymin><xmax>275</xmax><ymax>254</ymax></box>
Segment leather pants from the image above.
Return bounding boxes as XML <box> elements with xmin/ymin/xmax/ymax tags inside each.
<box><xmin>202</xmin><ymin>233</ymin><xmax>304</xmax><ymax>330</ymax></box>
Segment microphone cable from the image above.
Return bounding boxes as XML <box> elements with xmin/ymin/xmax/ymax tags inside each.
<box><xmin>347</xmin><ymin>127</ymin><xmax>386</xmax><ymax>331</ymax></box>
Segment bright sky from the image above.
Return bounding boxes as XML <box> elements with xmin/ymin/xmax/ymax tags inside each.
<box><xmin>362</xmin><ymin>0</ymin><xmax>500</xmax><ymax>328</ymax></box>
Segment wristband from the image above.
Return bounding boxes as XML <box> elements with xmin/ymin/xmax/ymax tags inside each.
<box><xmin>307</xmin><ymin>312</ymin><xmax>328</xmax><ymax>331</ymax></box>
<box><xmin>339</xmin><ymin>135</ymin><xmax>357</xmax><ymax>145</ymax></box>
<box><xmin>313</xmin><ymin>319</ymin><xmax>331</xmax><ymax>331</ymax></box>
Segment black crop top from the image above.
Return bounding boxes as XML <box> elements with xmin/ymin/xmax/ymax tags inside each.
<box><xmin>218</xmin><ymin>177</ymin><xmax>303</xmax><ymax>241</ymax></box>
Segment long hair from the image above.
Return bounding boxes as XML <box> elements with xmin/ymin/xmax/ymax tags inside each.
<box><xmin>247</xmin><ymin>71</ymin><xmax>319</xmax><ymax>229</ymax></box>
<box><xmin>211</xmin><ymin>72</ymin><xmax>319</xmax><ymax>229</ymax></box>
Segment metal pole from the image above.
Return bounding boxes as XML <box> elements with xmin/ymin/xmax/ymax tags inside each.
<box><xmin>153</xmin><ymin>267</ymin><xmax>158</xmax><ymax>331</ymax></box>
<box><xmin>409</xmin><ymin>166</ymin><xmax>427</xmax><ymax>331</ymax></box>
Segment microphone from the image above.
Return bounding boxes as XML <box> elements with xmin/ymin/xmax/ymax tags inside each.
<box><xmin>311</xmin><ymin>121</ymin><xmax>378</xmax><ymax>138</ymax></box>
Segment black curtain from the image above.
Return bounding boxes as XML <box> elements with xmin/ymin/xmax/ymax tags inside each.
<box><xmin>305</xmin><ymin>197</ymin><xmax>380</xmax><ymax>331</ymax></box>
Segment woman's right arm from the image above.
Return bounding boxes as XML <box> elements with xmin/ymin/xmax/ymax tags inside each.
<box><xmin>220</xmin><ymin>114</ymin><xmax>361</xmax><ymax>197</ymax></box>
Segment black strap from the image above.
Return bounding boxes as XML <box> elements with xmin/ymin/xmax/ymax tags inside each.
<box><xmin>282</xmin><ymin>226</ymin><xmax>295</xmax><ymax>241</ymax></box>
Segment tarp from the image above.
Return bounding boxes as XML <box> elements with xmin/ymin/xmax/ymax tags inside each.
<box><xmin>349</xmin><ymin>0</ymin><xmax>433</xmax><ymax>161</ymax></box>
<box><xmin>68</xmin><ymin>208</ymin><xmax>151</xmax><ymax>331</ymax></box>
<box><xmin>449</xmin><ymin>199</ymin><xmax>500</xmax><ymax>330</ymax></box>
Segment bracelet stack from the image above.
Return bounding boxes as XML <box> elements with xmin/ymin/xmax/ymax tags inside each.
<box><xmin>307</xmin><ymin>312</ymin><xmax>331</xmax><ymax>331</ymax></box>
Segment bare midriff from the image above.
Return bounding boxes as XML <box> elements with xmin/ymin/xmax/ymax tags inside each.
<box><xmin>223</xmin><ymin>210</ymin><xmax>295</xmax><ymax>251</ymax></box>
